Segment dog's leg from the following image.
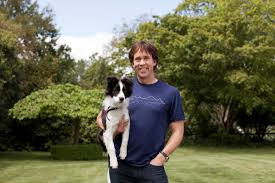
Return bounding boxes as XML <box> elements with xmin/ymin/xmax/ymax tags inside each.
<box><xmin>119</xmin><ymin>119</ymin><xmax>130</xmax><ymax>160</ymax></box>
<box><xmin>103</xmin><ymin>129</ymin><xmax>118</xmax><ymax>169</ymax></box>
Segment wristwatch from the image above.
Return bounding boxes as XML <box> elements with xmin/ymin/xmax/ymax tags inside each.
<box><xmin>159</xmin><ymin>151</ymin><xmax>169</xmax><ymax>162</ymax></box>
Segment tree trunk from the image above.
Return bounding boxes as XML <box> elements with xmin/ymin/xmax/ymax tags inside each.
<box><xmin>223</xmin><ymin>97</ymin><xmax>232</xmax><ymax>132</ymax></box>
<box><xmin>73</xmin><ymin>120</ymin><xmax>80</xmax><ymax>144</ymax></box>
<box><xmin>212</xmin><ymin>97</ymin><xmax>233</xmax><ymax>132</ymax></box>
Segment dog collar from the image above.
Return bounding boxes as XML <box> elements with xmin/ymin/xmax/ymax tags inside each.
<box><xmin>101</xmin><ymin>106</ymin><xmax>119</xmax><ymax>130</ymax></box>
<box><xmin>106</xmin><ymin>106</ymin><xmax>119</xmax><ymax>113</ymax></box>
<box><xmin>106</xmin><ymin>106</ymin><xmax>119</xmax><ymax>121</ymax></box>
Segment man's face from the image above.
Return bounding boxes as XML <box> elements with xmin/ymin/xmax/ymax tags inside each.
<box><xmin>132</xmin><ymin>49</ymin><xmax>156</xmax><ymax>79</ymax></box>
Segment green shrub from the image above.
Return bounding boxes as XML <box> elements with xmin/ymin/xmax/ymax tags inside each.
<box><xmin>183</xmin><ymin>133</ymin><xmax>253</xmax><ymax>147</ymax></box>
<box><xmin>50</xmin><ymin>144</ymin><xmax>105</xmax><ymax>160</ymax></box>
<box><xmin>207</xmin><ymin>133</ymin><xmax>252</xmax><ymax>146</ymax></box>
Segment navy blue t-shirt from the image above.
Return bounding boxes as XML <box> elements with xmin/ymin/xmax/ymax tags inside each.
<box><xmin>114</xmin><ymin>77</ymin><xmax>185</xmax><ymax>166</ymax></box>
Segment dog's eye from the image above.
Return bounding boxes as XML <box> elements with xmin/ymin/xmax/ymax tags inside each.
<box><xmin>115</xmin><ymin>85</ymin><xmax>120</xmax><ymax>92</ymax></box>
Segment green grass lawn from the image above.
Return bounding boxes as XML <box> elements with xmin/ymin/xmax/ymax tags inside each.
<box><xmin>0</xmin><ymin>146</ymin><xmax>274</xmax><ymax>183</ymax></box>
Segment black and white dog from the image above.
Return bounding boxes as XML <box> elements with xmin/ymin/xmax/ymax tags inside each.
<box><xmin>97</xmin><ymin>76</ymin><xmax>133</xmax><ymax>169</ymax></box>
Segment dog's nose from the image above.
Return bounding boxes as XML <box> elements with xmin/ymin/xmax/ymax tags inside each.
<box><xmin>119</xmin><ymin>97</ymin><xmax>124</xmax><ymax>102</ymax></box>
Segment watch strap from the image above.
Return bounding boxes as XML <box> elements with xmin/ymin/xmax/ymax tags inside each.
<box><xmin>159</xmin><ymin>151</ymin><xmax>169</xmax><ymax>162</ymax></box>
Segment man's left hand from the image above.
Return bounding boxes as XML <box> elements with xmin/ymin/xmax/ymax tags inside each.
<box><xmin>149</xmin><ymin>153</ymin><xmax>166</xmax><ymax>166</ymax></box>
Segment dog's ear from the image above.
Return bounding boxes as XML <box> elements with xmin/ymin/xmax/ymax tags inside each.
<box><xmin>121</xmin><ymin>77</ymin><xmax>133</xmax><ymax>97</ymax></box>
<box><xmin>106</xmin><ymin>76</ymin><xmax>118</xmax><ymax>96</ymax></box>
<box><xmin>121</xmin><ymin>77</ymin><xmax>133</xmax><ymax>88</ymax></box>
<box><xmin>107</xmin><ymin>76</ymin><xmax>118</xmax><ymax>86</ymax></box>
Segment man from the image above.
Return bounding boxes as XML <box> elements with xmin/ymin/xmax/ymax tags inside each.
<box><xmin>97</xmin><ymin>40</ymin><xmax>185</xmax><ymax>182</ymax></box>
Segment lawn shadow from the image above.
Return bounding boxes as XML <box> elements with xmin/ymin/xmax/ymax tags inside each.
<box><xmin>0</xmin><ymin>151</ymin><xmax>106</xmax><ymax>162</ymax></box>
<box><xmin>0</xmin><ymin>151</ymin><xmax>52</xmax><ymax>161</ymax></box>
<box><xmin>0</xmin><ymin>152</ymin><xmax>51</xmax><ymax>172</ymax></box>
<box><xmin>182</xmin><ymin>145</ymin><xmax>275</xmax><ymax>155</ymax></box>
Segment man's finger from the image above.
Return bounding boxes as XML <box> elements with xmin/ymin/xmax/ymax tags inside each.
<box><xmin>99</xmin><ymin>123</ymin><xmax>104</xmax><ymax>130</ymax></box>
<box><xmin>120</xmin><ymin>114</ymin><xmax>125</xmax><ymax>122</ymax></box>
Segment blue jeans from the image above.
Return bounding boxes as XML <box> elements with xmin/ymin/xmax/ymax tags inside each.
<box><xmin>109</xmin><ymin>160</ymin><xmax>168</xmax><ymax>183</ymax></box>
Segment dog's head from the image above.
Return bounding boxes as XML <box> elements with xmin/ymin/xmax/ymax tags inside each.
<box><xmin>105</xmin><ymin>76</ymin><xmax>133</xmax><ymax>105</ymax></box>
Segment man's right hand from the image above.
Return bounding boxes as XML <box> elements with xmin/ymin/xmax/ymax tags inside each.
<box><xmin>96</xmin><ymin>110</ymin><xmax>105</xmax><ymax>130</ymax></box>
<box><xmin>116</xmin><ymin>114</ymin><xmax>129</xmax><ymax>134</ymax></box>
<box><xmin>96</xmin><ymin>111</ymin><xmax>129</xmax><ymax>135</ymax></box>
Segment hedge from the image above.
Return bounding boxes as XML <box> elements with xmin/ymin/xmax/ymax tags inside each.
<box><xmin>50</xmin><ymin>144</ymin><xmax>105</xmax><ymax>160</ymax></box>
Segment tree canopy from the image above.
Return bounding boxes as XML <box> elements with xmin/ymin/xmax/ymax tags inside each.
<box><xmin>1</xmin><ymin>0</ymin><xmax>274</xmax><ymax>150</ymax></box>
<box><xmin>110</xmin><ymin>0</ymin><xmax>275</xmax><ymax>138</ymax></box>
<box><xmin>10</xmin><ymin>84</ymin><xmax>104</xmax><ymax>144</ymax></box>
<box><xmin>0</xmin><ymin>0</ymin><xmax>79</xmax><ymax>149</ymax></box>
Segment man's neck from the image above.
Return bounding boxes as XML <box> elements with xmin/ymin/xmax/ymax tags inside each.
<box><xmin>137</xmin><ymin>76</ymin><xmax>158</xmax><ymax>84</ymax></box>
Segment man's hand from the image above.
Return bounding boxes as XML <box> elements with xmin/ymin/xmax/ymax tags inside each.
<box><xmin>150</xmin><ymin>153</ymin><xmax>166</xmax><ymax>166</ymax></box>
<box><xmin>149</xmin><ymin>121</ymin><xmax>184</xmax><ymax>167</ymax></box>
<box><xmin>96</xmin><ymin>111</ymin><xmax>104</xmax><ymax>130</ymax></box>
<box><xmin>96</xmin><ymin>111</ymin><xmax>129</xmax><ymax>135</ymax></box>
<box><xmin>114</xmin><ymin>114</ymin><xmax>129</xmax><ymax>136</ymax></box>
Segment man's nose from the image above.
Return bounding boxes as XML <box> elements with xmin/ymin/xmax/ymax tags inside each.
<box><xmin>140</xmin><ymin>59</ymin><xmax>145</xmax><ymax>65</ymax></box>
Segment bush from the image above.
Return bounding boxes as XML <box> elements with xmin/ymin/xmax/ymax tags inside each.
<box><xmin>50</xmin><ymin>144</ymin><xmax>105</xmax><ymax>160</ymax></box>
<box><xmin>207</xmin><ymin>133</ymin><xmax>252</xmax><ymax>146</ymax></box>
<box><xmin>183</xmin><ymin>133</ymin><xmax>253</xmax><ymax>147</ymax></box>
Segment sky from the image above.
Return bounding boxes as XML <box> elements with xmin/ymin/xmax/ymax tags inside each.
<box><xmin>37</xmin><ymin>0</ymin><xmax>183</xmax><ymax>60</ymax></box>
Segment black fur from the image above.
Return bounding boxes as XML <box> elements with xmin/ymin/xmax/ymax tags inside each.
<box><xmin>106</xmin><ymin>76</ymin><xmax>119</xmax><ymax>97</ymax></box>
<box><xmin>105</xmin><ymin>76</ymin><xmax>133</xmax><ymax>98</ymax></box>
<box><xmin>121</xmin><ymin>77</ymin><xmax>133</xmax><ymax>98</ymax></box>
<box><xmin>97</xmin><ymin>130</ymin><xmax>107</xmax><ymax>152</ymax></box>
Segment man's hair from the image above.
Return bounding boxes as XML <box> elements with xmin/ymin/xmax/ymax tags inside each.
<box><xmin>128</xmin><ymin>40</ymin><xmax>158</xmax><ymax>70</ymax></box>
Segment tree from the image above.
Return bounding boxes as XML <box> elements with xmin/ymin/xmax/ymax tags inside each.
<box><xmin>111</xmin><ymin>0</ymin><xmax>275</xmax><ymax>134</ymax></box>
<box><xmin>0</xmin><ymin>0</ymin><xmax>78</xmax><ymax>87</ymax></box>
<box><xmin>9</xmin><ymin>84</ymin><xmax>104</xmax><ymax>145</ymax></box>
<box><xmin>80</xmin><ymin>54</ymin><xmax>115</xmax><ymax>89</ymax></box>
<box><xmin>0</xmin><ymin>0</ymin><xmax>78</xmax><ymax>149</ymax></box>
<box><xmin>0</xmin><ymin>11</ymin><xmax>23</xmax><ymax>150</ymax></box>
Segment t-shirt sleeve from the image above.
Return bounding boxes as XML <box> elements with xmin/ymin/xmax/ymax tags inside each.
<box><xmin>169</xmin><ymin>89</ymin><xmax>185</xmax><ymax>123</ymax></box>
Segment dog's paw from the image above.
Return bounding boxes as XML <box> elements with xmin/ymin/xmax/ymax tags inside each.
<box><xmin>119</xmin><ymin>151</ymin><xmax>127</xmax><ymax>160</ymax></box>
<box><xmin>110</xmin><ymin>161</ymin><xmax>118</xmax><ymax>169</ymax></box>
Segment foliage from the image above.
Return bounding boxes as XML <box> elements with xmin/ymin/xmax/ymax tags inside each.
<box><xmin>111</xmin><ymin>0</ymin><xmax>275</xmax><ymax>138</ymax></box>
<box><xmin>236</xmin><ymin>106</ymin><xmax>275</xmax><ymax>141</ymax></box>
<box><xmin>184</xmin><ymin>133</ymin><xmax>254</xmax><ymax>147</ymax></box>
<box><xmin>9</xmin><ymin>84</ymin><xmax>104</xmax><ymax>145</ymax></box>
<box><xmin>80</xmin><ymin>54</ymin><xmax>115</xmax><ymax>89</ymax></box>
<box><xmin>10</xmin><ymin>84</ymin><xmax>103</xmax><ymax>120</ymax></box>
<box><xmin>50</xmin><ymin>144</ymin><xmax>105</xmax><ymax>160</ymax></box>
<box><xmin>1</xmin><ymin>0</ymin><xmax>275</xmax><ymax>149</ymax></box>
<box><xmin>0</xmin><ymin>10</ymin><xmax>23</xmax><ymax>150</ymax></box>
<box><xmin>0</xmin><ymin>0</ymin><xmax>78</xmax><ymax>150</ymax></box>
<box><xmin>0</xmin><ymin>0</ymin><xmax>77</xmax><ymax>91</ymax></box>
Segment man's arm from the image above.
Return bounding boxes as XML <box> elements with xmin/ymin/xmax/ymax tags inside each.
<box><xmin>150</xmin><ymin>120</ymin><xmax>184</xmax><ymax>166</ymax></box>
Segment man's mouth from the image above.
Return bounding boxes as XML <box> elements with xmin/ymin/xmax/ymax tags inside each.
<box><xmin>139</xmin><ymin>68</ymin><xmax>147</xmax><ymax>73</ymax></box>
